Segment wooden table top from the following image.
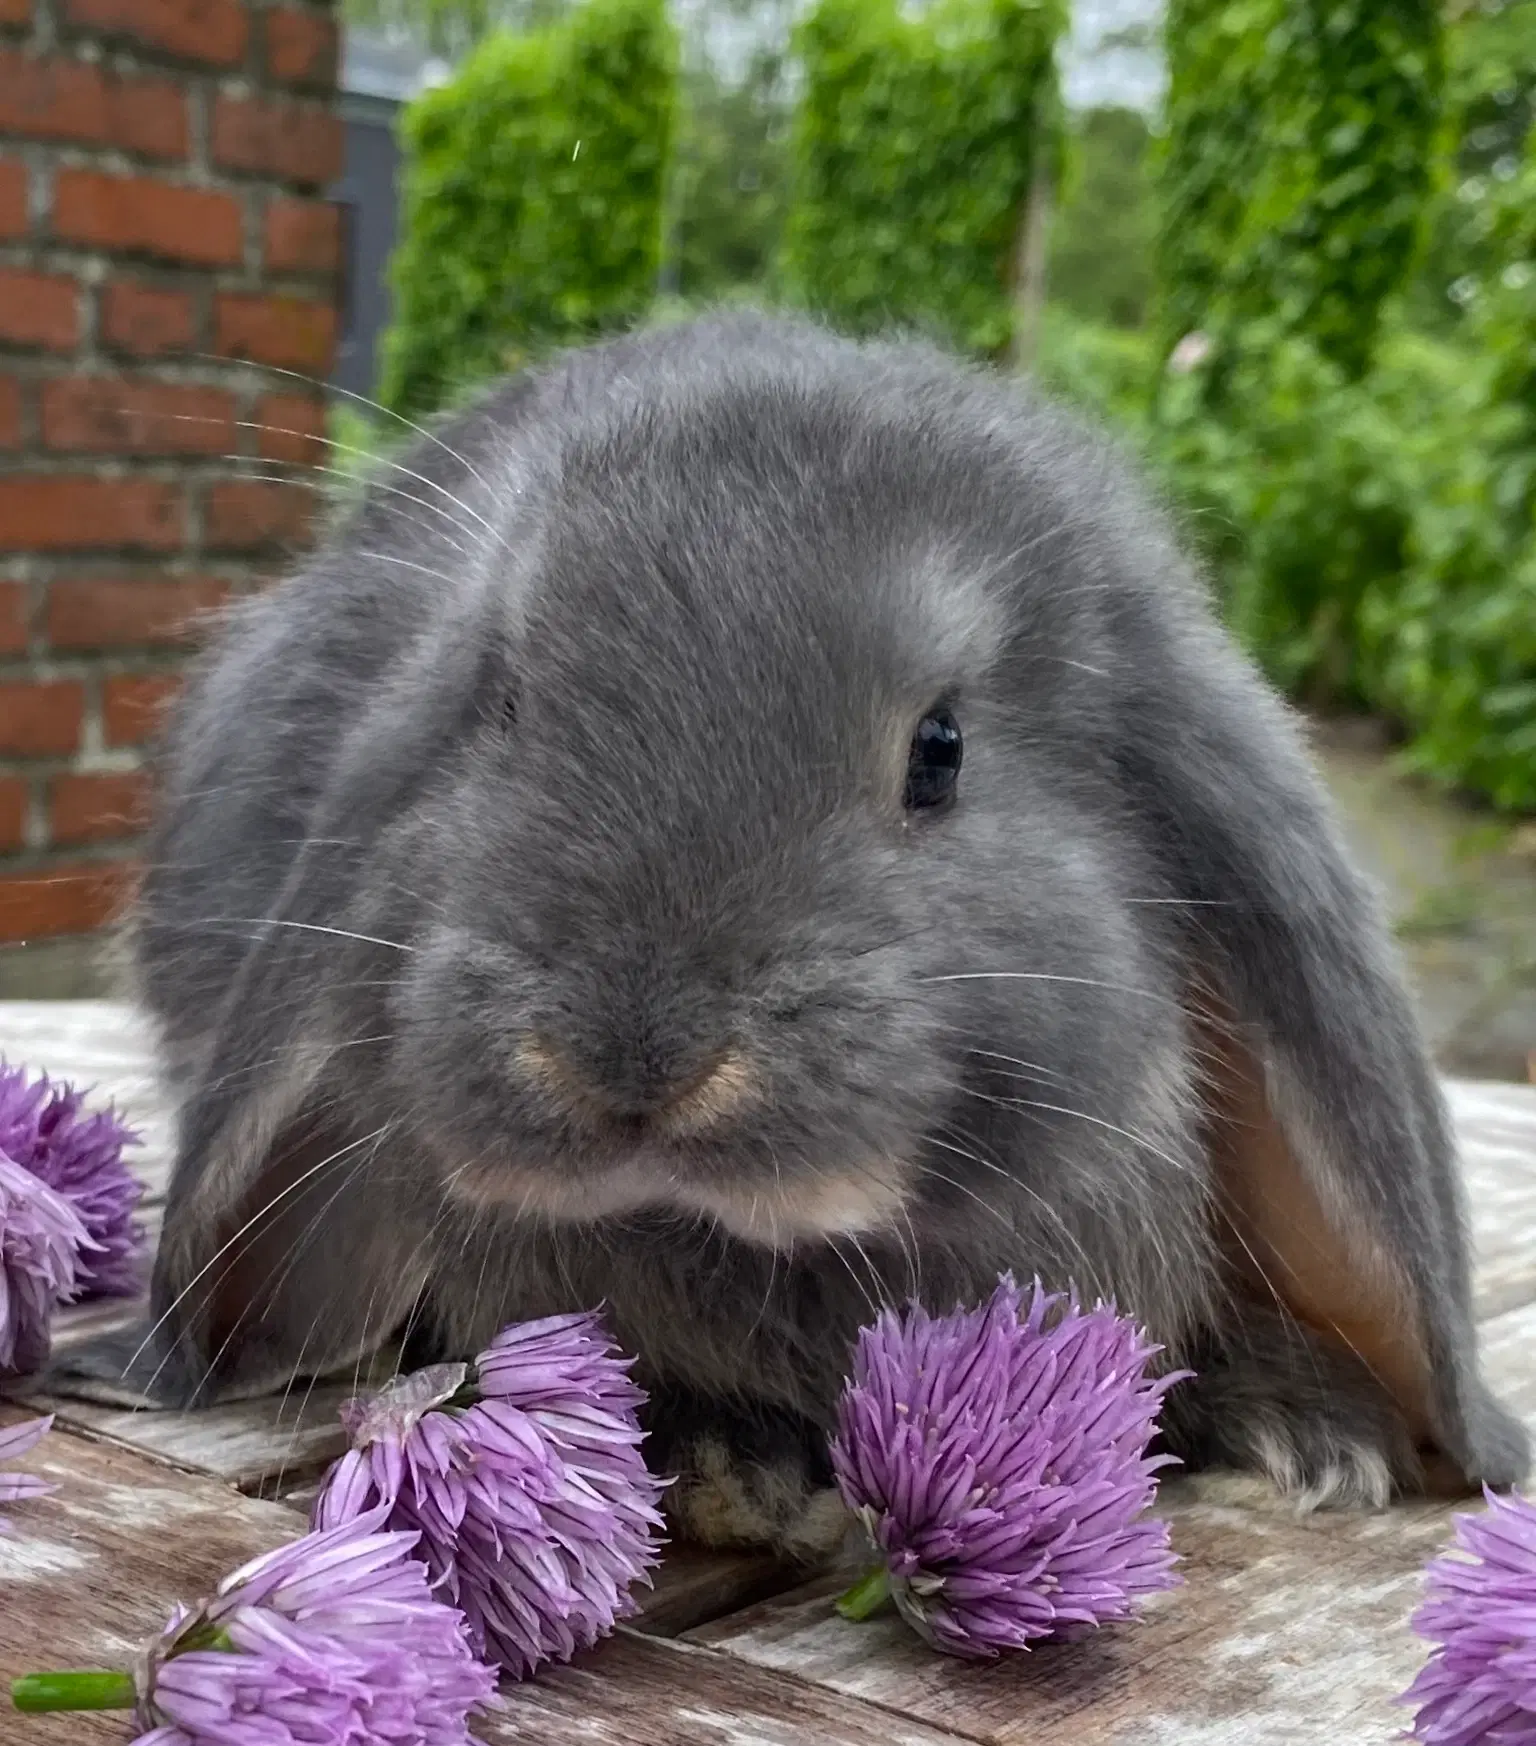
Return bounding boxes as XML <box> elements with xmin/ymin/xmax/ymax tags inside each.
<box><xmin>3</xmin><ymin>999</ymin><xmax>1535</xmax><ymax>1746</ymax></box>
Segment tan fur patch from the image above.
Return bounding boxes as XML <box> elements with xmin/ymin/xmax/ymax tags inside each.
<box><xmin>656</xmin><ymin>1050</ymin><xmax>757</xmax><ymax>1136</ymax></box>
<box><xmin>516</xmin><ymin>1035</ymin><xmax>757</xmax><ymax>1137</ymax></box>
<box><xmin>677</xmin><ymin>1159</ymin><xmax>910</xmax><ymax>1247</ymax></box>
<box><xmin>667</xmin><ymin>1435</ymin><xmax>851</xmax><ymax>1561</ymax></box>
<box><xmin>1189</xmin><ymin>986</ymin><xmax>1436</xmax><ymax>1452</ymax></box>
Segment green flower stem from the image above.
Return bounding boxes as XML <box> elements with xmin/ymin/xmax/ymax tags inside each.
<box><xmin>11</xmin><ymin>1670</ymin><xmax>137</xmax><ymax>1713</ymax></box>
<box><xmin>835</xmin><ymin>1564</ymin><xmax>895</xmax><ymax>1622</ymax></box>
<box><xmin>174</xmin><ymin>1624</ymin><xmax>235</xmax><ymax>1656</ymax></box>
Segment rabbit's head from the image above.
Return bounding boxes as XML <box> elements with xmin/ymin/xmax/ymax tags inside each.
<box><xmin>382</xmin><ymin>359</ymin><xmax>1178</xmax><ymax>1250</ymax></box>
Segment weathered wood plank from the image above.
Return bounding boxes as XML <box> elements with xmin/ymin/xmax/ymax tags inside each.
<box><xmin>1475</xmin><ymin>1294</ymin><xmax>1536</xmax><ymax>1428</ymax></box>
<box><xmin>480</xmin><ymin>1629</ymin><xmax>977</xmax><ymax>1746</ymax></box>
<box><xmin>0</xmin><ymin>1412</ymin><xmax>965</xmax><ymax>1746</ymax></box>
<box><xmin>24</xmin><ymin>1383</ymin><xmax>358</xmax><ymax>1492</ymax></box>
<box><xmin>636</xmin><ymin>1543</ymin><xmax>804</xmax><ymax>1639</ymax></box>
<box><xmin>688</xmin><ymin>1493</ymin><xmax>1471</xmax><ymax>1746</ymax></box>
<box><xmin>47</xmin><ymin>1287</ymin><xmax>154</xmax><ymax>1362</ymax></box>
<box><xmin>1452</xmin><ymin>1080</ymin><xmax>1536</xmax><ymax>1318</ymax></box>
<box><xmin>0</xmin><ymin>1408</ymin><xmax>309</xmax><ymax>1746</ymax></box>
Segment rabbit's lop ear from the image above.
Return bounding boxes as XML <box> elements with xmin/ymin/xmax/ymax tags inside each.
<box><xmin>157</xmin><ymin>1088</ymin><xmax>433</xmax><ymax>1405</ymax></box>
<box><xmin>1186</xmin><ymin>980</ymin><xmax>1440</xmax><ymax>1454</ymax></box>
<box><xmin>50</xmin><ymin>1064</ymin><xmax>434</xmax><ymax>1409</ymax></box>
<box><xmin>1120</xmin><ymin>602</ymin><xmax>1529</xmax><ymax>1493</ymax></box>
<box><xmin>48</xmin><ymin>616</ymin><xmax>488</xmax><ymax>1410</ymax></box>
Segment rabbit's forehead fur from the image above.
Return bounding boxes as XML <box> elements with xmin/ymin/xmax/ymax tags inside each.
<box><xmin>386</xmin><ymin>330</ymin><xmax>1176</xmax><ymax>1246</ymax></box>
<box><xmin>513</xmin><ymin>391</ymin><xmax>1008</xmax><ymax>835</ymax></box>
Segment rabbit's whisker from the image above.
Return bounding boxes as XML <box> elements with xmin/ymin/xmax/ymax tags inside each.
<box><xmin>960</xmin><ymin>1043</ymin><xmax>1072</xmax><ymax>1085</ymax></box>
<box><xmin>920</xmin><ymin>970</ymin><xmax>1180</xmax><ymax>1007</ymax></box>
<box><xmin>993</xmin><ymin>1095</ymin><xmax>1200</xmax><ymax>1181</ymax></box>
<box><xmin>222</xmin><ymin>356</ymin><xmax>500</xmax><ymax>499</ymax></box>
<box><xmin>926</xmin><ymin>1125</ymin><xmax>1098</xmax><ymax>1279</ymax></box>
<box><xmin>161</xmin><ymin>917</ymin><xmax>417</xmax><ymax>953</ymax></box>
<box><xmin>164</xmin><ymin>1121</ymin><xmax>398</xmax><ymax>1408</ymax></box>
<box><xmin>233</xmin><ymin>467</ymin><xmax>479</xmax><ymax>556</ymax></box>
<box><xmin>129</xmin><ymin>1123</ymin><xmax>394</xmax><ymax>1385</ymax></box>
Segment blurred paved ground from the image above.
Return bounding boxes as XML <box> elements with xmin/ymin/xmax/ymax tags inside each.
<box><xmin>1310</xmin><ymin>717</ymin><xmax>1536</xmax><ymax>1085</ymax></box>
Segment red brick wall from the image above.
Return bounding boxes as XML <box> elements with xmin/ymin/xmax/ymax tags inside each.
<box><xmin>0</xmin><ymin>0</ymin><xmax>339</xmax><ymax>949</ymax></box>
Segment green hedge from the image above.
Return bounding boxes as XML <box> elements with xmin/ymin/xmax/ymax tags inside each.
<box><xmin>378</xmin><ymin>0</ymin><xmax>676</xmax><ymax>418</ymax></box>
<box><xmin>1225</xmin><ymin>0</ymin><xmax>1445</xmax><ymax>380</ymax></box>
<box><xmin>1131</xmin><ymin>0</ymin><xmax>1536</xmax><ymax>810</ymax></box>
<box><xmin>1408</xmin><ymin>0</ymin><xmax>1536</xmax><ymax>329</ymax></box>
<box><xmin>780</xmin><ymin>0</ymin><xmax>1064</xmax><ymax>357</ymax></box>
<box><xmin>1155</xmin><ymin>0</ymin><xmax>1444</xmax><ymax>386</ymax></box>
<box><xmin>1152</xmin><ymin>0</ymin><xmax>1272</xmax><ymax>368</ymax></box>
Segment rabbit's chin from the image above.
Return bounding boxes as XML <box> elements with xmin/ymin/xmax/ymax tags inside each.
<box><xmin>446</xmin><ymin>1150</ymin><xmax>911</xmax><ymax>1248</ymax></box>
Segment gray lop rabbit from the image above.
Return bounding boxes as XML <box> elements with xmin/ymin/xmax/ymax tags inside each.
<box><xmin>65</xmin><ymin>312</ymin><xmax>1528</xmax><ymax>1557</ymax></box>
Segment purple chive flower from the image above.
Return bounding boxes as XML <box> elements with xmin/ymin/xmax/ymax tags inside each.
<box><xmin>1401</xmin><ymin>1486</ymin><xmax>1536</xmax><ymax>1744</ymax></box>
<box><xmin>0</xmin><ymin>1151</ymin><xmax>91</xmax><ymax>1376</ymax></box>
<box><xmin>312</xmin><ymin>1309</ymin><xmax>667</xmax><ymax>1678</ymax></box>
<box><xmin>0</xmin><ymin>1062</ymin><xmax>144</xmax><ymax>1297</ymax></box>
<box><xmin>831</xmin><ymin>1275</ymin><xmax>1186</xmax><ymax>1658</ymax></box>
<box><xmin>0</xmin><ymin>1414</ymin><xmax>55</xmax><ymax>1531</ymax></box>
<box><xmin>11</xmin><ymin>1506</ymin><xmax>498</xmax><ymax>1745</ymax></box>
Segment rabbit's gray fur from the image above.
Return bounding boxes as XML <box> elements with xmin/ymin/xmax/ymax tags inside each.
<box><xmin>68</xmin><ymin>312</ymin><xmax>1526</xmax><ymax>1553</ymax></box>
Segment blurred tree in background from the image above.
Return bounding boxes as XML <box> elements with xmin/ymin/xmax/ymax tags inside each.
<box><xmin>1047</xmin><ymin>105</ymin><xmax>1154</xmax><ymax>329</ymax></box>
<box><xmin>665</xmin><ymin>0</ymin><xmax>795</xmax><ymax>300</ymax></box>
<box><xmin>1126</xmin><ymin>0</ymin><xmax>1535</xmax><ymax>805</ymax></box>
<box><xmin>1150</xmin><ymin>0</ymin><xmax>1269</xmax><ymax>369</ymax></box>
<box><xmin>1154</xmin><ymin>0</ymin><xmax>1444</xmax><ymax>387</ymax></box>
<box><xmin>1365</xmin><ymin>111</ymin><xmax>1536</xmax><ymax>809</ymax></box>
<box><xmin>1409</xmin><ymin>0</ymin><xmax>1536</xmax><ymax>329</ymax></box>
<box><xmin>1222</xmin><ymin>0</ymin><xmax>1444</xmax><ymax>381</ymax></box>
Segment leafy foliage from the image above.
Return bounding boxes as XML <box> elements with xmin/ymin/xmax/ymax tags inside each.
<box><xmin>1131</xmin><ymin>0</ymin><xmax>1536</xmax><ymax>812</ymax></box>
<box><xmin>780</xmin><ymin>0</ymin><xmax>1065</xmax><ymax>356</ymax></box>
<box><xmin>1224</xmin><ymin>0</ymin><xmax>1445</xmax><ymax>379</ymax></box>
<box><xmin>1150</xmin><ymin>334</ymin><xmax>1438</xmax><ymax>708</ymax></box>
<box><xmin>1043</xmin><ymin>277</ymin><xmax>1536</xmax><ymax>811</ymax></box>
<box><xmin>378</xmin><ymin>0</ymin><xmax>676</xmax><ymax>418</ymax></box>
<box><xmin>1365</xmin><ymin>130</ymin><xmax>1536</xmax><ymax>810</ymax></box>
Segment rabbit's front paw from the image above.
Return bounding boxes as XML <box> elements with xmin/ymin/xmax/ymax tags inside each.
<box><xmin>644</xmin><ymin>1383</ymin><xmax>851</xmax><ymax>1562</ymax></box>
<box><xmin>1162</xmin><ymin>1307</ymin><xmax>1422</xmax><ymax>1510</ymax></box>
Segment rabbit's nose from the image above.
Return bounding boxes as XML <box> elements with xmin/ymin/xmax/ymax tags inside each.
<box><xmin>515</xmin><ymin>1033</ymin><xmax>757</xmax><ymax>1136</ymax></box>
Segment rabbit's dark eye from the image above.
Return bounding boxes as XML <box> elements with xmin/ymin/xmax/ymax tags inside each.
<box><xmin>904</xmin><ymin>707</ymin><xmax>962</xmax><ymax>810</ymax></box>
